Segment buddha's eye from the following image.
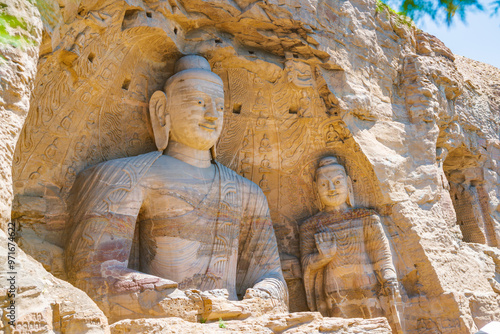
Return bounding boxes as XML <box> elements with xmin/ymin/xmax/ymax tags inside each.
<box><xmin>335</xmin><ymin>180</ymin><xmax>341</xmax><ymax>185</ymax></box>
<box><xmin>218</xmin><ymin>104</ymin><xmax>224</xmax><ymax>111</ymax></box>
<box><xmin>321</xmin><ymin>183</ymin><xmax>326</xmax><ymax>187</ymax></box>
<box><xmin>197</xmin><ymin>99</ymin><xmax>204</xmax><ymax>105</ymax></box>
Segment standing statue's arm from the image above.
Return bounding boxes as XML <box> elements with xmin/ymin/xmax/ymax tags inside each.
<box><xmin>365</xmin><ymin>215</ymin><xmax>404</xmax><ymax>334</ymax></box>
<box><xmin>300</xmin><ymin>220</ymin><xmax>336</xmax><ymax>273</ymax></box>
<box><xmin>299</xmin><ymin>217</ymin><xmax>336</xmax><ymax>312</ymax></box>
<box><xmin>365</xmin><ymin>215</ymin><xmax>398</xmax><ymax>288</ymax></box>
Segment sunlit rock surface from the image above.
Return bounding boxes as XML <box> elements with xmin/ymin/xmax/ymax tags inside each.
<box><xmin>2</xmin><ymin>0</ymin><xmax>500</xmax><ymax>332</ymax></box>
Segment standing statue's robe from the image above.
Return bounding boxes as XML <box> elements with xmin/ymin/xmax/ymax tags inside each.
<box><xmin>65</xmin><ymin>152</ymin><xmax>287</xmax><ymax>305</ymax></box>
<box><xmin>300</xmin><ymin>209</ymin><xmax>397</xmax><ymax>318</ymax></box>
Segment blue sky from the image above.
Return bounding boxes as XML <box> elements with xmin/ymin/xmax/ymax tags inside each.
<box><xmin>416</xmin><ymin>2</ymin><xmax>500</xmax><ymax>68</ymax></box>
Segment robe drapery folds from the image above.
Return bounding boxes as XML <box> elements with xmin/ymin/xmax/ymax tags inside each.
<box><xmin>300</xmin><ymin>209</ymin><xmax>397</xmax><ymax>316</ymax></box>
<box><xmin>65</xmin><ymin>152</ymin><xmax>287</xmax><ymax>305</ymax></box>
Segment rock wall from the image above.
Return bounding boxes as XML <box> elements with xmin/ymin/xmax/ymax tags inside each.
<box><xmin>110</xmin><ymin>314</ymin><xmax>392</xmax><ymax>333</ymax></box>
<box><xmin>5</xmin><ymin>0</ymin><xmax>500</xmax><ymax>332</ymax></box>
<box><xmin>0</xmin><ymin>229</ymin><xmax>109</xmax><ymax>333</ymax></box>
<box><xmin>0</xmin><ymin>0</ymin><xmax>42</xmax><ymax>232</ymax></box>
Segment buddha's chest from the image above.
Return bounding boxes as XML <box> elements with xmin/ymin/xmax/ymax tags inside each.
<box><xmin>139</xmin><ymin>161</ymin><xmax>217</xmax><ymax>216</ymax></box>
<box><xmin>138</xmin><ymin>174</ymin><xmax>242</xmax><ymax>289</ymax></box>
<box><xmin>325</xmin><ymin>219</ymin><xmax>368</xmax><ymax>263</ymax></box>
<box><xmin>138</xmin><ymin>171</ymin><xmax>242</xmax><ymax>242</ymax></box>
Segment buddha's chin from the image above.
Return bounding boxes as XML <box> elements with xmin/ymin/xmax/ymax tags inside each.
<box><xmin>182</xmin><ymin>133</ymin><xmax>219</xmax><ymax>150</ymax></box>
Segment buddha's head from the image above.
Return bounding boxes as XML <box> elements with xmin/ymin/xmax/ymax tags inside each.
<box><xmin>150</xmin><ymin>55</ymin><xmax>224</xmax><ymax>152</ymax></box>
<box><xmin>315</xmin><ymin>156</ymin><xmax>354</xmax><ymax>211</ymax></box>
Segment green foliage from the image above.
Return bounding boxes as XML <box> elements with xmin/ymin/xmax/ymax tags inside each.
<box><xmin>0</xmin><ymin>10</ymin><xmax>36</xmax><ymax>50</ymax></box>
<box><xmin>376</xmin><ymin>0</ymin><xmax>415</xmax><ymax>27</ymax></box>
<box><xmin>380</xmin><ymin>0</ymin><xmax>485</xmax><ymax>26</ymax></box>
<box><xmin>218</xmin><ymin>318</ymin><xmax>226</xmax><ymax>329</ymax></box>
<box><xmin>200</xmin><ymin>317</ymin><xmax>207</xmax><ymax>323</ymax></box>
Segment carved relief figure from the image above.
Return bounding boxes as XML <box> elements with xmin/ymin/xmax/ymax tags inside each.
<box><xmin>298</xmin><ymin>90</ymin><xmax>312</xmax><ymax>117</ymax></box>
<box><xmin>259</xmin><ymin>155</ymin><xmax>271</xmax><ymax>173</ymax></box>
<box><xmin>65</xmin><ymin>55</ymin><xmax>287</xmax><ymax>322</ymax></box>
<box><xmin>259</xmin><ymin>174</ymin><xmax>271</xmax><ymax>193</ymax></box>
<box><xmin>240</xmin><ymin>151</ymin><xmax>251</xmax><ymax>177</ymax></box>
<box><xmin>253</xmin><ymin>90</ymin><xmax>267</xmax><ymax>114</ymax></box>
<box><xmin>300</xmin><ymin>157</ymin><xmax>402</xmax><ymax>333</ymax></box>
<box><xmin>259</xmin><ymin>134</ymin><xmax>272</xmax><ymax>153</ymax></box>
<box><xmin>241</xmin><ymin>129</ymin><xmax>251</xmax><ymax>152</ymax></box>
<box><xmin>325</xmin><ymin>124</ymin><xmax>339</xmax><ymax>144</ymax></box>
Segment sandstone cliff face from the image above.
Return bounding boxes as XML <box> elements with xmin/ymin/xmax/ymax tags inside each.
<box><xmin>5</xmin><ymin>0</ymin><xmax>500</xmax><ymax>332</ymax></box>
<box><xmin>0</xmin><ymin>0</ymin><xmax>41</xmax><ymax>232</ymax></box>
<box><xmin>0</xmin><ymin>230</ymin><xmax>109</xmax><ymax>333</ymax></box>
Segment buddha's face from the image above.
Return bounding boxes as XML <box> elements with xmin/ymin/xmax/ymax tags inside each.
<box><xmin>166</xmin><ymin>78</ymin><xmax>224</xmax><ymax>150</ymax></box>
<box><xmin>316</xmin><ymin>166</ymin><xmax>349</xmax><ymax>209</ymax></box>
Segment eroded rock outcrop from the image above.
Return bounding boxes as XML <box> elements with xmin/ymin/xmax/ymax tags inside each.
<box><xmin>0</xmin><ymin>0</ymin><xmax>41</xmax><ymax>232</ymax></box>
<box><xmin>110</xmin><ymin>312</ymin><xmax>392</xmax><ymax>333</ymax></box>
<box><xmin>0</xmin><ymin>230</ymin><xmax>109</xmax><ymax>333</ymax></box>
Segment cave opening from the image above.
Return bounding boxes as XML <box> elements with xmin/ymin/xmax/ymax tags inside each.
<box><xmin>443</xmin><ymin>146</ymin><xmax>497</xmax><ymax>246</ymax></box>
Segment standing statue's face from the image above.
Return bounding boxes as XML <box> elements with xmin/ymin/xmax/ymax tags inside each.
<box><xmin>167</xmin><ymin>78</ymin><xmax>224</xmax><ymax>150</ymax></box>
<box><xmin>316</xmin><ymin>166</ymin><xmax>349</xmax><ymax>210</ymax></box>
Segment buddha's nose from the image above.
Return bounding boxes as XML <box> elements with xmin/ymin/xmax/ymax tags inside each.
<box><xmin>204</xmin><ymin>102</ymin><xmax>218</xmax><ymax>121</ymax></box>
<box><xmin>328</xmin><ymin>180</ymin><xmax>336</xmax><ymax>191</ymax></box>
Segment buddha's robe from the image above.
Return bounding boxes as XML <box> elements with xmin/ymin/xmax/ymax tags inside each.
<box><xmin>300</xmin><ymin>209</ymin><xmax>397</xmax><ymax>318</ymax></box>
<box><xmin>65</xmin><ymin>152</ymin><xmax>287</xmax><ymax>310</ymax></box>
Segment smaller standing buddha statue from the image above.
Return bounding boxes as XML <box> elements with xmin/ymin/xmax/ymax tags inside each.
<box><xmin>300</xmin><ymin>157</ymin><xmax>403</xmax><ymax>333</ymax></box>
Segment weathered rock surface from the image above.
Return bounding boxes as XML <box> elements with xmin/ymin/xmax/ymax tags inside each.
<box><xmin>110</xmin><ymin>312</ymin><xmax>392</xmax><ymax>333</ymax></box>
<box><xmin>0</xmin><ymin>230</ymin><xmax>109</xmax><ymax>333</ymax></box>
<box><xmin>2</xmin><ymin>0</ymin><xmax>499</xmax><ymax>332</ymax></box>
<box><xmin>0</xmin><ymin>0</ymin><xmax>42</xmax><ymax>232</ymax></box>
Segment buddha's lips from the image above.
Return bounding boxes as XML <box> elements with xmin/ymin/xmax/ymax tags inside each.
<box><xmin>199</xmin><ymin>123</ymin><xmax>216</xmax><ymax>131</ymax></box>
<box><xmin>297</xmin><ymin>74</ymin><xmax>311</xmax><ymax>81</ymax></box>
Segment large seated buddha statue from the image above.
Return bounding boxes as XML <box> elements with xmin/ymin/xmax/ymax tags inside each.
<box><xmin>65</xmin><ymin>55</ymin><xmax>287</xmax><ymax>322</ymax></box>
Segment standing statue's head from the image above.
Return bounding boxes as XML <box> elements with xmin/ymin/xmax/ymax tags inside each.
<box><xmin>149</xmin><ymin>55</ymin><xmax>224</xmax><ymax>152</ymax></box>
<box><xmin>315</xmin><ymin>156</ymin><xmax>355</xmax><ymax>212</ymax></box>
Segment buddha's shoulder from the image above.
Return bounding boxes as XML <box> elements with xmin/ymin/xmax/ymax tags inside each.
<box><xmin>299</xmin><ymin>212</ymin><xmax>326</xmax><ymax>232</ymax></box>
<box><xmin>216</xmin><ymin>162</ymin><xmax>265</xmax><ymax>192</ymax></box>
<box><xmin>348</xmin><ymin>208</ymin><xmax>380</xmax><ymax>221</ymax></box>
<box><xmin>299</xmin><ymin>209</ymin><xmax>381</xmax><ymax>232</ymax></box>
<box><xmin>79</xmin><ymin>151</ymin><xmax>161</xmax><ymax>176</ymax></box>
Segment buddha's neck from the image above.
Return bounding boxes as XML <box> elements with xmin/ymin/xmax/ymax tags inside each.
<box><xmin>324</xmin><ymin>203</ymin><xmax>349</xmax><ymax>213</ymax></box>
<box><xmin>165</xmin><ymin>141</ymin><xmax>212</xmax><ymax>168</ymax></box>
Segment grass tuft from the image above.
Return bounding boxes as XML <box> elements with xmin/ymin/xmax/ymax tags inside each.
<box><xmin>376</xmin><ymin>0</ymin><xmax>414</xmax><ymax>28</ymax></box>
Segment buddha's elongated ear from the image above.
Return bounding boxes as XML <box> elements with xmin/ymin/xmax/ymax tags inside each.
<box><xmin>149</xmin><ymin>90</ymin><xmax>170</xmax><ymax>151</ymax></box>
<box><xmin>313</xmin><ymin>175</ymin><xmax>324</xmax><ymax>211</ymax></box>
<box><xmin>315</xmin><ymin>186</ymin><xmax>325</xmax><ymax>211</ymax></box>
<box><xmin>210</xmin><ymin>145</ymin><xmax>217</xmax><ymax>160</ymax></box>
<box><xmin>347</xmin><ymin>175</ymin><xmax>355</xmax><ymax>207</ymax></box>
